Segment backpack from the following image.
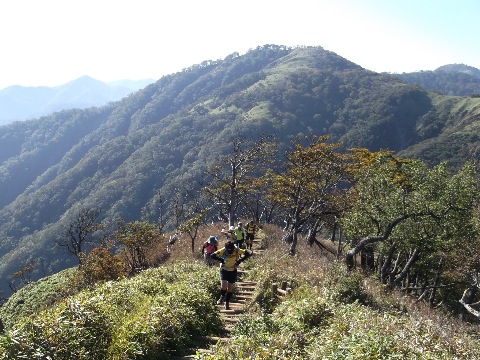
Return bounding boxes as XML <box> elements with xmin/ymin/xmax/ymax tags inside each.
<box><xmin>204</xmin><ymin>236</ymin><xmax>218</xmax><ymax>254</ymax></box>
<box><xmin>221</xmin><ymin>247</ymin><xmax>239</xmax><ymax>261</ymax></box>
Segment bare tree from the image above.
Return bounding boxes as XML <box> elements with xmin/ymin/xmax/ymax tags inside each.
<box><xmin>178</xmin><ymin>208</ymin><xmax>209</xmax><ymax>253</ymax></box>
<box><xmin>57</xmin><ymin>208</ymin><xmax>104</xmax><ymax>264</ymax></box>
<box><xmin>201</xmin><ymin>135</ymin><xmax>276</xmax><ymax>227</ymax></box>
<box><xmin>114</xmin><ymin>220</ymin><xmax>164</xmax><ymax>274</ymax></box>
<box><xmin>8</xmin><ymin>263</ymin><xmax>34</xmax><ymax>293</ymax></box>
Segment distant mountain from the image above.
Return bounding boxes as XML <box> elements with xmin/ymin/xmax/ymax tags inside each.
<box><xmin>394</xmin><ymin>64</ymin><xmax>480</xmax><ymax>96</ymax></box>
<box><xmin>435</xmin><ymin>64</ymin><xmax>480</xmax><ymax>77</ymax></box>
<box><xmin>0</xmin><ymin>76</ymin><xmax>155</xmax><ymax>125</ymax></box>
<box><xmin>0</xmin><ymin>45</ymin><xmax>479</xmax><ymax>296</ymax></box>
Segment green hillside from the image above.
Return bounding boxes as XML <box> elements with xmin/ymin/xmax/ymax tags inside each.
<box><xmin>0</xmin><ymin>225</ymin><xmax>478</xmax><ymax>359</ymax></box>
<box><xmin>395</xmin><ymin>64</ymin><xmax>480</xmax><ymax>96</ymax></box>
<box><xmin>1</xmin><ymin>44</ymin><xmax>480</xmax><ymax>298</ymax></box>
<box><xmin>398</xmin><ymin>95</ymin><xmax>480</xmax><ymax>166</ymax></box>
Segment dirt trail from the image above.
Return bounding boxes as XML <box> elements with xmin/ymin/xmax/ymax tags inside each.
<box><xmin>176</xmin><ymin>237</ymin><xmax>263</xmax><ymax>359</ymax></box>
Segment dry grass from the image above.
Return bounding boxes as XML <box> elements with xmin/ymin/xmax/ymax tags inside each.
<box><xmin>151</xmin><ymin>222</ymin><xmax>243</xmax><ymax>265</ymax></box>
<box><xmin>194</xmin><ymin>222</ymin><xmax>480</xmax><ymax>358</ymax></box>
<box><xmin>150</xmin><ymin>222</ymin><xmax>479</xmax><ymax>352</ymax></box>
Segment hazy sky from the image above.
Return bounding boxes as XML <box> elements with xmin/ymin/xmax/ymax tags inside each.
<box><xmin>0</xmin><ymin>0</ymin><xmax>478</xmax><ymax>90</ymax></box>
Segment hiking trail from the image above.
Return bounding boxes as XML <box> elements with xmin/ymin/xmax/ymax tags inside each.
<box><xmin>176</xmin><ymin>237</ymin><xmax>264</xmax><ymax>359</ymax></box>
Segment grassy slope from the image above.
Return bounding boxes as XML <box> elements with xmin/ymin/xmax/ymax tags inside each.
<box><xmin>399</xmin><ymin>95</ymin><xmax>480</xmax><ymax>169</ymax></box>
<box><xmin>0</xmin><ymin>224</ymin><xmax>478</xmax><ymax>359</ymax></box>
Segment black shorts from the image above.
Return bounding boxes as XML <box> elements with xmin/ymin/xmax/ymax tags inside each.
<box><xmin>246</xmin><ymin>233</ymin><xmax>254</xmax><ymax>241</ymax></box>
<box><xmin>220</xmin><ymin>269</ymin><xmax>238</xmax><ymax>283</ymax></box>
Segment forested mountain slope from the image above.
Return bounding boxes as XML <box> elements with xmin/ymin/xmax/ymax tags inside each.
<box><xmin>395</xmin><ymin>63</ymin><xmax>480</xmax><ymax>96</ymax></box>
<box><xmin>1</xmin><ymin>44</ymin><xmax>480</xmax><ymax>296</ymax></box>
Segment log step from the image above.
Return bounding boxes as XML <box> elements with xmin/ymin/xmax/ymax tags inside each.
<box><xmin>236</xmin><ymin>290</ymin><xmax>255</xmax><ymax>295</ymax></box>
<box><xmin>205</xmin><ymin>336</ymin><xmax>230</xmax><ymax>343</ymax></box>
<box><xmin>233</xmin><ymin>294</ymin><xmax>254</xmax><ymax>300</ymax></box>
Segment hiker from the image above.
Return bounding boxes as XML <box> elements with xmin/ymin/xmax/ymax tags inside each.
<box><xmin>201</xmin><ymin>235</ymin><xmax>218</xmax><ymax>266</ymax></box>
<box><xmin>210</xmin><ymin>240</ymin><xmax>252</xmax><ymax>310</ymax></box>
<box><xmin>245</xmin><ymin>220</ymin><xmax>257</xmax><ymax>250</ymax></box>
<box><xmin>167</xmin><ymin>232</ymin><xmax>180</xmax><ymax>253</ymax></box>
<box><xmin>234</xmin><ymin>222</ymin><xmax>246</xmax><ymax>249</ymax></box>
<box><xmin>221</xmin><ymin>226</ymin><xmax>236</xmax><ymax>243</ymax></box>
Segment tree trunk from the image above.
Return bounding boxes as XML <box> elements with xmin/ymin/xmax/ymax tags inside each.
<box><xmin>282</xmin><ymin>228</ymin><xmax>294</xmax><ymax>244</ymax></box>
<box><xmin>288</xmin><ymin>231</ymin><xmax>298</xmax><ymax>255</ymax></box>
<box><xmin>389</xmin><ymin>251</ymin><xmax>402</xmax><ymax>288</ymax></box>
<box><xmin>336</xmin><ymin>225</ymin><xmax>342</xmax><ymax>261</ymax></box>
<box><xmin>459</xmin><ymin>286</ymin><xmax>479</xmax><ymax>320</ymax></box>
<box><xmin>306</xmin><ymin>219</ymin><xmax>322</xmax><ymax>246</ymax></box>
<box><xmin>361</xmin><ymin>246</ymin><xmax>375</xmax><ymax>272</ymax></box>
<box><xmin>286</xmin><ymin>209</ymin><xmax>301</xmax><ymax>255</ymax></box>
<box><xmin>394</xmin><ymin>248</ymin><xmax>420</xmax><ymax>287</ymax></box>
<box><xmin>345</xmin><ymin>214</ymin><xmax>412</xmax><ymax>270</ymax></box>
<box><xmin>380</xmin><ymin>244</ymin><xmax>396</xmax><ymax>284</ymax></box>
<box><xmin>330</xmin><ymin>222</ymin><xmax>337</xmax><ymax>242</ymax></box>
<box><xmin>376</xmin><ymin>254</ymin><xmax>384</xmax><ymax>281</ymax></box>
<box><xmin>429</xmin><ymin>257</ymin><xmax>443</xmax><ymax>307</ymax></box>
<box><xmin>417</xmin><ymin>276</ymin><xmax>430</xmax><ymax>301</ymax></box>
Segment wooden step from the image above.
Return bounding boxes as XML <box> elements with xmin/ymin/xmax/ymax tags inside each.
<box><xmin>215</xmin><ymin>302</ymin><xmax>244</xmax><ymax>310</ymax></box>
<box><xmin>176</xmin><ymin>250</ymin><xmax>265</xmax><ymax>359</ymax></box>
<box><xmin>233</xmin><ymin>295</ymin><xmax>253</xmax><ymax>301</ymax></box>
<box><xmin>236</xmin><ymin>289</ymin><xmax>255</xmax><ymax>294</ymax></box>
<box><xmin>233</xmin><ymin>297</ymin><xmax>253</xmax><ymax>303</ymax></box>
<box><xmin>234</xmin><ymin>295</ymin><xmax>254</xmax><ymax>300</ymax></box>
<box><xmin>223</xmin><ymin>317</ymin><xmax>240</xmax><ymax>323</ymax></box>
<box><xmin>236</xmin><ymin>288</ymin><xmax>256</xmax><ymax>293</ymax></box>
<box><xmin>205</xmin><ymin>336</ymin><xmax>230</xmax><ymax>343</ymax></box>
<box><xmin>236</xmin><ymin>281</ymin><xmax>257</xmax><ymax>286</ymax></box>
<box><xmin>222</xmin><ymin>313</ymin><xmax>242</xmax><ymax>320</ymax></box>
<box><xmin>234</xmin><ymin>294</ymin><xmax>254</xmax><ymax>299</ymax></box>
<box><xmin>219</xmin><ymin>308</ymin><xmax>243</xmax><ymax>314</ymax></box>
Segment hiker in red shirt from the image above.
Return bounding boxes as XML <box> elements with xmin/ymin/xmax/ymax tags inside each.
<box><xmin>201</xmin><ymin>236</ymin><xmax>219</xmax><ymax>267</ymax></box>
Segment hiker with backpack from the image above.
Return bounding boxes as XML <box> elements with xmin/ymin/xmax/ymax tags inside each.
<box><xmin>221</xmin><ymin>226</ymin><xmax>236</xmax><ymax>243</ymax></box>
<box><xmin>201</xmin><ymin>235</ymin><xmax>219</xmax><ymax>266</ymax></box>
<box><xmin>234</xmin><ymin>222</ymin><xmax>246</xmax><ymax>249</ymax></box>
<box><xmin>210</xmin><ymin>240</ymin><xmax>252</xmax><ymax>310</ymax></box>
<box><xmin>245</xmin><ymin>220</ymin><xmax>257</xmax><ymax>250</ymax></box>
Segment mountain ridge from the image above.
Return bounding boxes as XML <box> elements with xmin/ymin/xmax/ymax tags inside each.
<box><xmin>0</xmin><ymin>76</ymin><xmax>154</xmax><ymax>125</ymax></box>
<box><xmin>0</xmin><ymin>44</ymin><xmax>479</xmax><ymax>296</ymax></box>
<box><xmin>394</xmin><ymin>63</ymin><xmax>480</xmax><ymax>96</ymax></box>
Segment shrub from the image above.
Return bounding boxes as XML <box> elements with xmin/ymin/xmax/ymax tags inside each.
<box><xmin>76</xmin><ymin>247</ymin><xmax>128</xmax><ymax>288</ymax></box>
<box><xmin>0</xmin><ymin>262</ymin><xmax>222</xmax><ymax>359</ymax></box>
<box><xmin>325</xmin><ymin>266</ymin><xmax>371</xmax><ymax>305</ymax></box>
<box><xmin>0</xmin><ymin>296</ymin><xmax>113</xmax><ymax>359</ymax></box>
<box><xmin>274</xmin><ymin>286</ymin><xmax>333</xmax><ymax>332</ymax></box>
<box><xmin>0</xmin><ymin>268</ymin><xmax>75</xmax><ymax>330</ymax></box>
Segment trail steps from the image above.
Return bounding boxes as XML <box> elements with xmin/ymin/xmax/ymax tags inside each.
<box><xmin>175</xmin><ymin>237</ymin><xmax>263</xmax><ymax>359</ymax></box>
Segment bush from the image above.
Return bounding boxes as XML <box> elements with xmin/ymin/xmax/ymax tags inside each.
<box><xmin>274</xmin><ymin>286</ymin><xmax>333</xmax><ymax>332</ymax></box>
<box><xmin>325</xmin><ymin>267</ymin><xmax>371</xmax><ymax>305</ymax></box>
<box><xmin>0</xmin><ymin>262</ymin><xmax>222</xmax><ymax>360</ymax></box>
<box><xmin>0</xmin><ymin>268</ymin><xmax>75</xmax><ymax>330</ymax></box>
<box><xmin>76</xmin><ymin>247</ymin><xmax>128</xmax><ymax>288</ymax></box>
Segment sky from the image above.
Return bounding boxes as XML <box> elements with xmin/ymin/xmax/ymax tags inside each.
<box><xmin>0</xmin><ymin>0</ymin><xmax>478</xmax><ymax>90</ymax></box>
